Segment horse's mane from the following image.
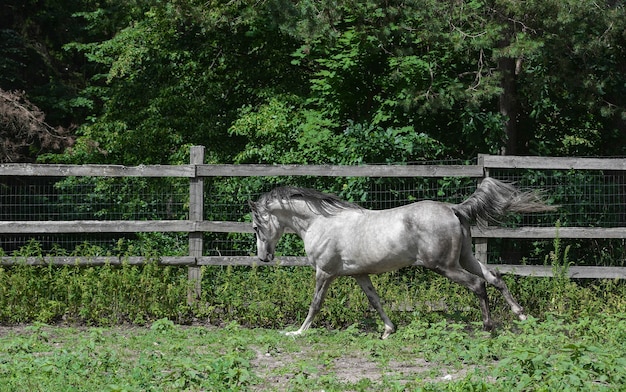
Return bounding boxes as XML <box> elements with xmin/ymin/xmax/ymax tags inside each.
<box><xmin>259</xmin><ymin>186</ymin><xmax>361</xmax><ymax>216</ymax></box>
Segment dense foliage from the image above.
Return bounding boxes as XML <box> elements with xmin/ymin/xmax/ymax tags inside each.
<box><xmin>1</xmin><ymin>0</ymin><xmax>625</xmax><ymax>164</ymax></box>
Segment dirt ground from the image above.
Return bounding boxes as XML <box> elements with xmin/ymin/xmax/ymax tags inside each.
<box><xmin>250</xmin><ymin>344</ymin><xmax>475</xmax><ymax>389</ymax></box>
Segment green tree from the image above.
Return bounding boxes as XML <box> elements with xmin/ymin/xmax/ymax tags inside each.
<box><xmin>491</xmin><ymin>0</ymin><xmax>626</xmax><ymax>156</ymax></box>
<box><xmin>54</xmin><ymin>0</ymin><xmax>306</xmax><ymax>165</ymax></box>
<box><xmin>234</xmin><ymin>0</ymin><xmax>510</xmax><ymax>162</ymax></box>
<box><xmin>15</xmin><ymin>0</ymin><xmax>625</xmax><ymax>165</ymax></box>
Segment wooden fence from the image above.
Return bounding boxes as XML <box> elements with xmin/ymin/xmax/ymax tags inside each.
<box><xmin>1</xmin><ymin>146</ymin><xmax>625</xmax><ymax>295</ymax></box>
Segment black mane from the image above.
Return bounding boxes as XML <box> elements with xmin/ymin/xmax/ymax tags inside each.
<box><xmin>258</xmin><ymin>186</ymin><xmax>360</xmax><ymax>216</ymax></box>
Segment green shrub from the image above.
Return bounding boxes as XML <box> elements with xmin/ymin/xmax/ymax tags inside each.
<box><xmin>1</xmin><ymin>239</ymin><xmax>625</xmax><ymax>329</ymax></box>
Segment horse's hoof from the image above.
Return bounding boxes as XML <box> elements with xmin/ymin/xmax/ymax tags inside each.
<box><xmin>381</xmin><ymin>327</ymin><xmax>395</xmax><ymax>340</ymax></box>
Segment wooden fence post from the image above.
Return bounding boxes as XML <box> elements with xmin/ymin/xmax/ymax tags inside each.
<box><xmin>475</xmin><ymin>154</ymin><xmax>489</xmax><ymax>264</ymax></box>
<box><xmin>188</xmin><ymin>146</ymin><xmax>204</xmax><ymax>304</ymax></box>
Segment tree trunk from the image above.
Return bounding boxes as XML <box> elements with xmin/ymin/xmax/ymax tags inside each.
<box><xmin>498</xmin><ymin>56</ymin><xmax>519</xmax><ymax>156</ymax></box>
<box><xmin>498</xmin><ymin>55</ymin><xmax>524</xmax><ymax>263</ymax></box>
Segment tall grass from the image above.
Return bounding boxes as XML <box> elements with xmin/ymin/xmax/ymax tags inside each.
<box><xmin>0</xmin><ymin>257</ymin><xmax>190</xmax><ymax>325</ymax></box>
<box><xmin>1</xmin><ymin>239</ymin><xmax>625</xmax><ymax>328</ymax></box>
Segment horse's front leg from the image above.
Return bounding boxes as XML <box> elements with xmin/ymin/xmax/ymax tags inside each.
<box><xmin>285</xmin><ymin>268</ymin><xmax>336</xmax><ymax>337</ymax></box>
<box><xmin>354</xmin><ymin>274</ymin><xmax>395</xmax><ymax>339</ymax></box>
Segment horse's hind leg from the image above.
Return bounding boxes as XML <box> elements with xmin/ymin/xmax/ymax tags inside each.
<box><xmin>432</xmin><ymin>266</ymin><xmax>495</xmax><ymax>330</ymax></box>
<box><xmin>459</xmin><ymin>248</ymin><xmax>526</xmax><ymax>321</ymax></box>
<box><xmin>354</xmin><ymin>274</ymin><xmax>395</xmax><ymax>339</ymax></box>
<box><xmin>286</xmin><ymin>268</ymin><xmax>336</xmax><ymax>337</ymax></box>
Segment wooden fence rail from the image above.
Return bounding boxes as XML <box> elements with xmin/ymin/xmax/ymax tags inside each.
<box><xmin>2</xmin><ymin>221</ymin><xmax>625</xmax><ymax>238</ymax></box>
<box><xmin>1</xmin><ymin>147</ymin><xmax>626</xmax><ymax>285</ymax></box>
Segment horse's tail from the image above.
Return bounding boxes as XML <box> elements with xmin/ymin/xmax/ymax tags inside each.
<box><xmin>452</xmin><ymin>178</ymin><xmax>557</xmax><ymax>227</ymax></box>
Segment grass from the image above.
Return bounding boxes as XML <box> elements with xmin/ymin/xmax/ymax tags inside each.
<box><xmin>1</xmin><ymin>315</ymin><xmax>625</xmax><ymax>391</ymax></box>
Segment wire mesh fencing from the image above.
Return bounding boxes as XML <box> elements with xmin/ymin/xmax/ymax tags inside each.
<box><xmin>0</xmin><ymin>176</ymin><xmax>189</xmax><ymax>255</ymax></box>
<box><xmin>1</xmin><ymin>158</ymin><xmax>625</xmax><ymax>266</ymax></box>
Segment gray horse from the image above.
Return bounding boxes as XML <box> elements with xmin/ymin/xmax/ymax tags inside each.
<box><xmin>249</xmin><ymin>178</ymin><xmax>556</xmax><ymax>338</ymax></box>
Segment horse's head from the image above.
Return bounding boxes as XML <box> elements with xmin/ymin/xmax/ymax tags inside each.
<box><xmin>248</xmin><ymin>200</ymin><xmax>283</xmax><ymax>262</ymax></box>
